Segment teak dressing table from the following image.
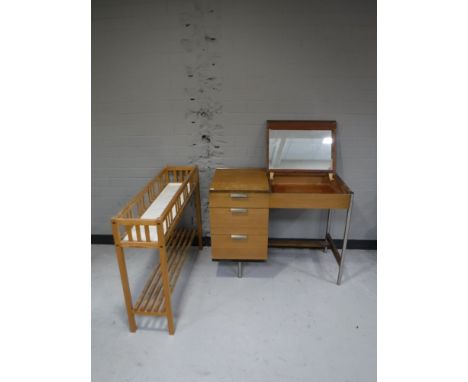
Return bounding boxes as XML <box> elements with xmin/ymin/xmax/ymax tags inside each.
<box><xmin>209</xmin><ymin>121</ymin><xmax>353</xmax><ymax>284</ymax></box>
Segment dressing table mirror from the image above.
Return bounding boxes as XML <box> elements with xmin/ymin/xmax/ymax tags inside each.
<box><xmin>268</xmin><ymin>120</ymin><xmax>348</xmax><ymax>193</ymax></box>
<box><xmin>267</xmin><ymin>120</ymin><xmax>354</xmax><ymax>284</ymax></box>
<box><xmin>269</xmin><ymin>128</ymin><xmax>334</xmax><ymax>171</ymax></box>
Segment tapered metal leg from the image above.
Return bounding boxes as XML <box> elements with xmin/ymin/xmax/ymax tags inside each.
<box><xmin>237</xmin><ymin>262</ymin><xmax>243</xmax><ymax>278</ymax></box>
<box><xmin>323</xmin><ymin>209</ymin><xmax>332</xmax><ymax>252</ymax></box>
<box><xmin>337</xmin><ymin>194</ymin><xmax>354</xmax><ymax>285</ymax></box>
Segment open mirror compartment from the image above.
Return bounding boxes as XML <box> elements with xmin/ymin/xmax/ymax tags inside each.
<box><xmin>267</xmin><ymin>120</ymin><xmax>337</xmax><ymax>173</ymax></box>
<box><xmin>267</xmin><ymin>120</ymin><xmax>346</xmax><ymax>193</ymax></box>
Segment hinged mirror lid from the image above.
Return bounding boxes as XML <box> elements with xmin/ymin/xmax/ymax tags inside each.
<box><xmin>267</xmin><ymin>120</ymin><xmax>337</xmax><ymax>175</ymax></box>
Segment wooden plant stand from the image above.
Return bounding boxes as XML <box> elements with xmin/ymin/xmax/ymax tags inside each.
<box><xmin>111</xmin><ymin>165</ymin><xmax>203</xmax><ymax>333</ymax></box>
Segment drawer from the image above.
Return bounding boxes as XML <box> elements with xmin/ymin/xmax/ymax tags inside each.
<box><xmin>211</xmin><ymin>234</ymin><xmax>268</xmax><ymax>260</ymax></box>
<box><xmin>269</xmin><ymin>192</ymin><xmax>351</xmax><ymax>209</ymax></box>
<box><xmin>209</xmin><ymin>192</ymin><xmax>269</xmax><ymax>208</ymax></box>
<box><xmin>210</xmin><ymin>208</ymin><xmax>268</xmax><ymax>235</ymax></box>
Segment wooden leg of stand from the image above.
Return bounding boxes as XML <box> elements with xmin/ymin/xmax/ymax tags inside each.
<box><xmin>195</xmin><ymin>182</ymin><xmax>203</xmax><ymax>249</ymax></box>
<box><xmin>115</xmin><ymin>246</ymin><xmax>137</xmax><ymax>332</ymax></box>
<box><xmin>159</xmin><ymin>247</ymin><xmax>175</xmax><ymax>334</ymax></box>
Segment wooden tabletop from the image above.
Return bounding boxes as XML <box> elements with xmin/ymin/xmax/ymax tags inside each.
<box><xmin>210</xmin><ymin>168</ymin><xmax>269</xmax><ymax>192</ymax></box>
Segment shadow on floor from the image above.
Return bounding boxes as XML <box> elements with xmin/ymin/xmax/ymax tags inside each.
<box><xmin>214</xmin><ymin>258</ymin><xmax>287</xmax><ymax>278</ymax></box>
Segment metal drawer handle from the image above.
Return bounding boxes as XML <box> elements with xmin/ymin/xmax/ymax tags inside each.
<box><xmin>230</xmin><ymin>193</ymin><xmax>248</xmax><ymax>199</ymax></box>
<box><xmin>230</xmin><ymin>208</ymin><xmax>248</xmax><ymax>214</ymax></box>
<box><xmin>231</xmin><ymin>234</ymin><xmax>247</xmax><ymax>241</ymax></box>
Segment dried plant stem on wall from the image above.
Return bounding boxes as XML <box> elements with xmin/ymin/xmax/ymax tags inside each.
<box><xmin>180</xmin><ymin>0</ymin><xmax>225</xmax><ymax>234</ymax></box>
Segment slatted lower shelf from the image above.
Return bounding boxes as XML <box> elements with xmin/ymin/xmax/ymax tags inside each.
<box><xmin>133</xmin><ymin>228</ymin><xmax>195</xmax><ymax>315</ymax></box>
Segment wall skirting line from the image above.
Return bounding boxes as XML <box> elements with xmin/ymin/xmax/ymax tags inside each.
<box><xmin>91</xmin><ymin>235</ymin><xmax>377</xmax><ymax>250</ymax></box>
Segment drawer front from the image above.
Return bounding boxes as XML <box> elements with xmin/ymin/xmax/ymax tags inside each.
<box><xmin>210</xmin><ymin>208</ymin><xmax>268</xmax><ymax>235</ymax></box>
<box><xmin>211</xmin><ymin>234</ymin><xmax>268</xmax><ymax>260</ymax></box>
<box><xmin>269</xmin><ymin>192</ymin><xmax>351</xmax><ymax>209</ymax></box>
<box><xmin>209</xmin><ymin>192</ymin><xmax>269</xmax><ymax>208</ymax></box>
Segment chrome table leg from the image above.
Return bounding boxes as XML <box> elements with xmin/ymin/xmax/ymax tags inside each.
<box><xmin>337</xmin><ymin>193</ymin><xmax>354</xmax><ymax>285</ymax></box>
<box><xmin>324</xmin><ymin>209</ymin><xmax>332</xmax><ymax>252</ymax></box>
<box><xmin>237</xmin><ymin>262</ymin><xmax>243</xmax><ymax>278</ymax></box>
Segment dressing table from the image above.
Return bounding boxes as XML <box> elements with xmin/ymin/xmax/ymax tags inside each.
<box><xmin>267</xmin><ymin>120</ymin><xmax>353</xmax><ymax>285</ymax></box>
<box><xmin>209</xmin><ymin>120</ymin><xmax>353</xmax><ymax>284</ymax></box>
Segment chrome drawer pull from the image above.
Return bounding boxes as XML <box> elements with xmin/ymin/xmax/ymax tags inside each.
<box><xmin>230</xmin><ymin>208</ymin><xmax>248</xmax><ymax>214</ymax></box>
<box><xmin>230</xmin><ymin>193</ymin><xmax>248</xmax><ymax>199</ymax></box>
<box><xmin>231</xmin><ymin>234</ymin><xmax>247</xmax><ymax>241</ymax></box>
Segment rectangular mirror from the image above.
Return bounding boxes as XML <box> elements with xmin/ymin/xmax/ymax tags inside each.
<box><xmin>267</xmin><ymin>120</ymin><xmax>336</xmax><ymax>173</ymax></box>
<box><xmin>269</xmin><ymin>129</ymin><xmax>333</xmax><ymax>170</ymax></box>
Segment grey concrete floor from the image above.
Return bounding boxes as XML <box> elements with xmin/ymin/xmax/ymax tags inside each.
<box><xmin>92</xmin><ymin>245</ymin><xmax>376</xmax><ymax>382</ymax></box>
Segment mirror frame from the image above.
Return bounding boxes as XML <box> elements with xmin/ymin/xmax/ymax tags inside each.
<box><xmin>267</xmin><ymin>120</ymin><xmax>337</xmax><ymax>174</ymax></box>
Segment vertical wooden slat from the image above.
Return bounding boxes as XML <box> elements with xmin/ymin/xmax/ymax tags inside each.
<box><xmin>125</xmin><ymin>225</ymin><xmax>133</xmax><ymax>241</ymax></box>
<box><xmin>137</xmin><ymin>198</ymin><xmax>143</xmax><ymax>216</ymax></box>
<box><xmin>142</xmin><ymin>194</ymin><xmax>147</xmax><ymax>211</ymax></box>
<box><xmin>144</xmin><ymin>225</ymin><xmax>151</xmax><ymax>242</ymax></box>
<box><xmin>135</xmin><ymin>225</ymin><xmax>142</xmax><ymax>241</ymax></box>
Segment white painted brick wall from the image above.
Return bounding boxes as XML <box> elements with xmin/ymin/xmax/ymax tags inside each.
<box><xmin>92</xmin><ymin>0</ymin><xmax>376</xmax><ymax>240</ymax></box>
